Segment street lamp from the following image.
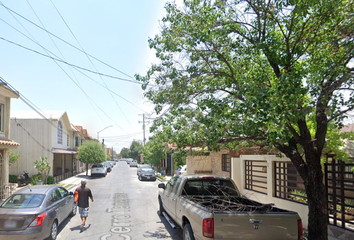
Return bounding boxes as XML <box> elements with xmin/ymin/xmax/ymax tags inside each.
<box><xmin>97</xmin><ymin>125</ymin><xmax>113</xmax><ymax>142</ymax></box>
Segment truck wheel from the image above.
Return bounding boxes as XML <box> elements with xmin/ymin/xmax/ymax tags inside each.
<box><xmin>158</xmin><ymin>197</ymin><xmax>164</xmax><ymax>216</ymax></box>
<box><xmin>183</xmin><ymin>223</ymin><xmax>195</xmax><ymax>240</ymax></box>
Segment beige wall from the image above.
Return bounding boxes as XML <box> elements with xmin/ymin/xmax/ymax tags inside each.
<box><xmin>9</xmin><ymin>119</ymin><xmax>53</xmax><ymax>176</ymax></box>
<box><xmin>186</xmin><ymin>149</ymin><xmax>230</xmax><ymax>177</ymax></box>
<box><xmin>231</xmin><ymin>155</ymin><xmax>309</xmax><ymax>228</ymax></box>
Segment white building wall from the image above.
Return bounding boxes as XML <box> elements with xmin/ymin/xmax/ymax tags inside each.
<box><xmin>10</xmin><ymin>119</ymin><xmax>53</xmax><ymax>176</ymax></box>
<box><xmin>232</xmin><ymin>155</ymin><xmax>309</xmax><ymax>228</ymax></box>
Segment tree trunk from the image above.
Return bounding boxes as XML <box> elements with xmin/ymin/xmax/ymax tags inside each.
<box><xmin>305</xmin><ymin>165</ymin><xmax>328</xmax><ymax>240</ymax></box>
<box><xmin>280</xmin><ymin>140</ymin><xmax>328</xmax><ymax>240</ymax></box>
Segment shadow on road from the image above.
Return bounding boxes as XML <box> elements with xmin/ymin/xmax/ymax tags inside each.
<box><xmin>142</xmin><ymin>211</ymin><xmax>183</xmax><ymax>239</ymax></box>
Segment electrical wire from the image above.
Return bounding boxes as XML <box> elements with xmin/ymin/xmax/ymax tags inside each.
<box><xmin>0</xmin><ymin>0</ymin><xmax>138</xmax><ymax>82</ymax></box>
<box><xmin>0</xmin><ymin>36</ymin><xmax>137</xmax><ymax>83</ymax></box>
<box><xmin>49</xmin><ymin>0</ymin><xmax>132</xmax><ymax>125</ymax></box>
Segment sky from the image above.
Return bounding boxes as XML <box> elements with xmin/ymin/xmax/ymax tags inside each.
<box><xmin>0</xmin><ymin>0</ymin><xmax>172</xmax><ymax>153</ymax></box>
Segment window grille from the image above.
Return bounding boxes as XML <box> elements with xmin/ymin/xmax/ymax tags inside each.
<box><xmin>245</xmin><ymin>160</ymin><xmax>267</xmax><ymax>194</ymax></box>
<box><xmin>222</xmin><ymin>154</ymin><xmax>230</xmax><ymax>172</ymax></box>
<box><xmin>57</xmin><ymin>121</ymin><xmax>62</xmax><ymax>144</ymax></box>
<box><xmin>0</xmin><ymin>104</ymin><xmax>3</xmax><ymax>132</ymax></box>
<box><xmin>274</xmin><ymin>161</ymin><xmax>306</xmax><ymax>203</ymax></box>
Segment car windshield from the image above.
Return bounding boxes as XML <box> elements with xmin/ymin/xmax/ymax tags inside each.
<box><xmin>140</xmin><ymin>165</ymin><xmax>150</xmax><ymax>168</ymax></box>
<box><xmin>92</xmin><ymin>164</ymin><xmax>103</xmax><ymax>168</ymax></box>
<box><xmin>142</xmin><ymin>168</ymin><xmax>154</xmax><ymax>173</ymax></box>
<box><xmin>1</xmin><ymin>194</ymin><xmax>45</xmax><ymax>209</ymax></box>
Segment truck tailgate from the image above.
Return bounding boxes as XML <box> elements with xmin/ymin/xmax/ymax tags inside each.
<box><xmin>213</xmin><ymin>212</ymin><xmax>299</xmax><ymax>239</ymax></box>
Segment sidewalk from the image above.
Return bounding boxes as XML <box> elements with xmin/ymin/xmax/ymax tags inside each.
<box><xmin>57</xmin><ymin>170</ymin><xmax>91</xmax><ymax>192</ymax></box>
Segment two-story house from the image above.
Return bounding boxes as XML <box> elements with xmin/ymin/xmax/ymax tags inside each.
<box><xmin>10</xmin><ymin>110</ymin><xmax>77</xmax><ymax>183</ymax></box>
<box><xmin>0</xmin><ymin>79</ymin><xmax>20</xmax><ymax>200</ymax></box>
<box><xmin>71</xmin><ymin>124</ymin><xmax>93</xmax><ymax>173</ymax></box>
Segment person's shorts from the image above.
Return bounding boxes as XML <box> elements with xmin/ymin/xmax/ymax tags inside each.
<box><xmin>79</xmin><ymin>207</ymin><xmax>89</xmax><ymax>217</ymax></box>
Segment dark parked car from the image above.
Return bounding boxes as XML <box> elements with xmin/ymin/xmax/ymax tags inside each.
<box><xmin>139</xmin><ymin>168</ymin><xmax>157</xmax><ymax>181</ymax></box>
<box><xmin>0</xmin><ymin>185</ymin><xmax>76</xmax><ymax>240</ymax></box>
<box><xmin>137</xmin><ymin>164</ymin><xmax>153</xmax><ymax>176</ymax></box>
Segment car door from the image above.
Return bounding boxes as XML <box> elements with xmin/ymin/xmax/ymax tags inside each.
<box><xmin>57</xmin><ymin>187</ymin><xmax>72</xmax><ymax>218</ymax></box>
<box><xmin>160</xmin><ymin>178</ymin><xmax>175</xmax><ymax>217</ymax></box>
<box><xmin>166</xmin><ymin>177</ymin><xmax>183</xmax><ymax>220</ymax></box>
<box><xmin>49</xmin><ymin>188</ymin><xmax>65</xmax><ymax>223</ymax></box>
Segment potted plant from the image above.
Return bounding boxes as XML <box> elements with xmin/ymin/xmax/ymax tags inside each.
<box><xmin>34</xmin><ymin>157</ymin><xmax>51</xmax><ymax>185</ymax></box>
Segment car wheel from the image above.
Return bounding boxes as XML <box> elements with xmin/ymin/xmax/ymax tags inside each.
<box><xmin>48</xmin><ymin>220</ymin><xmax>58</xmax><ymax>240</ymax></box>
<box><xmin>159</xmin><ymin>197</ymin><xmax>164</xmax><ymax>216</ymax></box>
<box><xmin>70</xmin><ymin>203</ymin><xmax>77</xmax><ymax>217</ymax></box>
<box><xmin>139</xmin><ymin>175</ymin><xmax>142</xmax><ymax>181</ymax></box>
<box><xmin>183</xmin><ymin>223</ymin><xmax>195</xmax><ymax>240</ymax></box>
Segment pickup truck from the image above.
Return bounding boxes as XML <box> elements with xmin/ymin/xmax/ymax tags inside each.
<box><xmin>158</xmin><ymin>175</ymin><xmax>303</xmax><ymax>240</ymax></box>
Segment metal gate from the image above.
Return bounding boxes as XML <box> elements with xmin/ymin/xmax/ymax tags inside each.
<box><xmin>325</xmin><ymin>158</ymin><xmax>354</xmax><ymax>231</ymax></box>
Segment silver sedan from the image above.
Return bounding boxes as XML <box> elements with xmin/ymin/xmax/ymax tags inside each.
<box><xmin>0</xmin><ymin>185</ymin><xmax>76</xmax><ymax>240</ymax></box>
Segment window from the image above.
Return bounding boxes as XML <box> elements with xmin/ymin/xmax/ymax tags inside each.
<box><xmin>245</xmin><ymin>160</ymin><xmax>268</xmax><ymax>194</ymax></box>
<box><xmin>75</xmin><ymin>137</ymin><xmax>79</xmax><ymax>147</ymax></box>
<box><xmin>50</xmin><ymin>189</ymin><xmax>62</xmax><ymax>203</ymax></box>
<box><xmin>222</xmin><ymin>154</ymin><xmax>230</xmax><ymax>172</ymax></box>
<box><xmin>57</xmin><ymin>121</ymin><xmax>62</xmax><ymax>144</ymax></box>
<box><xmin>274</xmin><ymin>161</ymin><xmax>306</xmax><ymax>203</ymax></box>
<box><xmin>0</xmin><ymin>104</ymin><xmax>4</xmax><ymax>132</ymax></box>
<box><xmin>58</xmin><ymin>187</ymin><xmax>68</xmax><ymax>198</ymax></box>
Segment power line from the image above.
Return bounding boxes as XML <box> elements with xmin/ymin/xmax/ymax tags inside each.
<box><xmin>0</xmin><ymin>36</ymin><xmax>138</xmax><ymax>83</ymax></box>
<box><xmin>0</xmin><ymin>18</ymin><xmax>148</xmax><ymax>113</ymax></box>
<box><xmin>48</xmin><ymin>0</ymin><xmax>132</xmax><ymax>125</ymax></box>
<box><xmin>0</xmin><ymin>1</ymin><xmax>138</xmax><ymax>82</ymax></box>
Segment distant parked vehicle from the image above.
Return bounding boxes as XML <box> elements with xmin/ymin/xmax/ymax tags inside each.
<box><xmin>103</xmin><ymin>162</ymin><xmax>112</xmax><ymax>172</ymax></box>
<box><xmin>139</xmin><ymin>168</ymin><xmax>156</xmax><ymax>181</ymax></box>
<box><xmin>129</xmin><ymin>160</ymin><xmax>138</xmax><ymax>167</ymax></box>
<box><xmin>137</xmin><ymin>164</ymin><xmax>153</xmax><ymax>176</ymax></box>
<box><xmin>17</xmin><ymin>171</ymin><xmax>31</xmax><ymax>187</ymax></box>
<box><xmin>0</xmin><ymin>185</ymin><xmax>76</xmax><ymax>240</ymax></box>
<box><xmin>91</xmin><ymin>163</ymin><xmax>107</xmax><ymax>177</ymax></box>
<box><xmin>174</xmin><ymin>165</ymin><xmax>187</xmax><ymax>176</ymax></box>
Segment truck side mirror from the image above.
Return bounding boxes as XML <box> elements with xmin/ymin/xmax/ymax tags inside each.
<box><xmin>158</xmin><ymin>183</ymin><xmax>166</xmax><ymax>189</ymax></box>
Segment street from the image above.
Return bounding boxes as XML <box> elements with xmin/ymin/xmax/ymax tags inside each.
<box><xmin>56</xmin><ymin>161</ymin><xmax>183</xmax><ymax>240</ymax></box>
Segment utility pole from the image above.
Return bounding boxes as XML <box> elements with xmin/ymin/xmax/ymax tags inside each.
<box><xmin>138</xmin><ymin>114</ymin><xmax>149</xmax><ymax>145</ymax></box>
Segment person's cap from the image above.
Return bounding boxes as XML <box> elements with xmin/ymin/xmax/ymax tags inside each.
<box><xmin>81</xmin><ymin>180</ymin><xmax>87</xmax><ymax>185</ymax></box>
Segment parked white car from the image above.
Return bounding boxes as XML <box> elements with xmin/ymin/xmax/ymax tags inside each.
<box><xmin>174</xmin><ymin>165</ymin><xmax>187</xmax><ymax>176</ymax></box>
<box><xmin>129</xmin><ymin>160</ymin><xmax>138</xmax><ymax>167</ymax></box>
<box><xmin>91</xmin><ymin>163</ymin><xmax>107</xmax><ymax>177</ymax></box>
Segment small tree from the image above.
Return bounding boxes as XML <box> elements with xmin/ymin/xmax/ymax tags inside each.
<box><xmin>120</xmin><ymin>147</ymin><xmax>130</xmax><ymax>158</ymax></box>
<box><xmin>78</xmin><ymin>141</ymin><xmax>106</xmax><ymax>175</ymax></box>
<box><xmin>130</xmin><ymin>140</ymin><xmax>143</xmax><ymax>160</ymax></box>
<box><xmin>9</xmin><ymin>150</ymin><xmax>20</xmax><ymax>166</ymax></box>
<box><xmin>34</xmin><ymin>157</ymin><xmax>51</xmax><ymax>184</ymax></box>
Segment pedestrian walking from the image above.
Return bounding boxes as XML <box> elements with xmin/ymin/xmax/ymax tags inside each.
<box><xmin>74</xmin><ymin>179</ymin><xmax>94</xmax><ymax>232</ymax></box>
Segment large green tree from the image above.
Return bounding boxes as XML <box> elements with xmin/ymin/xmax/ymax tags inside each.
<box><xmin>142</xmin><ymin>135</ymin><xmax>165</xmax><ymax>168</ymax></box>
<box><xmin>120</xmin><ymin>147</ymin><xmax>130</xmax><ymax>159</ymax></box>
<box><xmin>78</xmin><ymin>141</ymin><xmax>106</xmax><ymax>175</ymax></box>
<box><xmin>137</xmin><ymin>0</ymin><xmax>354</xmax><ymax>239</ymax></box>
<box><xmin>129</xmin><ymin>140</ymin><xmax>144</xmax><ymax>160</ymax></box>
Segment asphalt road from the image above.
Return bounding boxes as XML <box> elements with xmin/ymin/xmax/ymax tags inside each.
<box><xmin>56</xmin><ymin>161</ymin><xmax>183</xmax><ymax>240</ymax></box>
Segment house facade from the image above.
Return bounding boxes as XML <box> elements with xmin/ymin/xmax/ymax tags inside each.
<box><xmin>71</xmin><ymin>124</ymin><xmax>93</xmax><ymax>173</ymax></box>
<box><xmin>0</xmin><ymin>80</ymin><xmax>20</xmax><ymax>200</ymax></box>
<box><xmin>10</xmin><ymin>110</ymin><xmax>78</xmax><ymax>182</ymax></box>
